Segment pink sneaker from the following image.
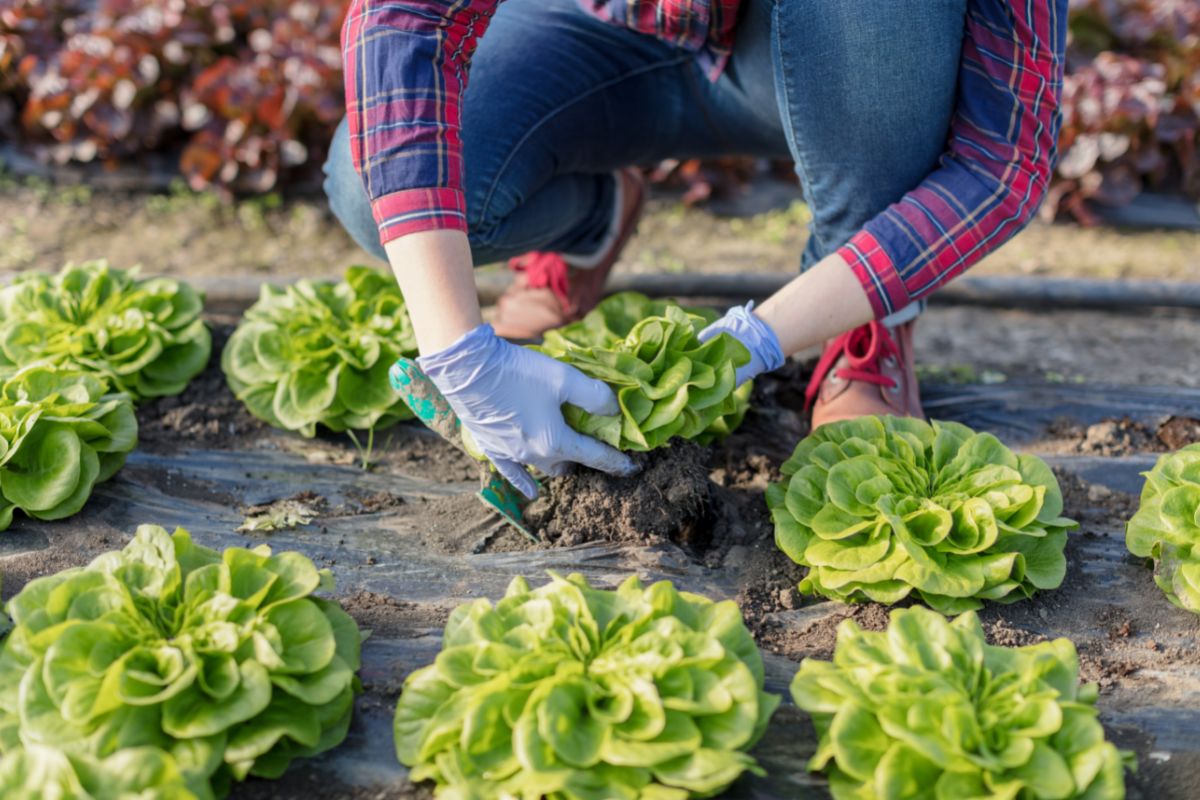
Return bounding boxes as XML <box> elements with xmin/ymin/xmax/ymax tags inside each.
<box><xmin>492</xmin><ymin>168</ymin><xmax>645</xmax><ymax>340</ymax></box>
<box><xmin>806</xmin><ymin>320</ymin><xmax>925</xmax><ymax>428</ymax></box>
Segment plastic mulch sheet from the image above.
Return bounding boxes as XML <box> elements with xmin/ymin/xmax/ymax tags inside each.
<box><xmin>0</xmin><ymin>381</ymin><xmax>1197</xmax><ymax>798</ymax></box>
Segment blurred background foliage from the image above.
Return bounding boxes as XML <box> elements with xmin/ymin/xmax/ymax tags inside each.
<box><xmin>0</xmin><ymin>0</ymin><xmax>1196</xmax><ymax>223</ymax></box>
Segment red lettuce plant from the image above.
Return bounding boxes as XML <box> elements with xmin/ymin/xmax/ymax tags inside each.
<box><xmin>0</xmin><ymin>0</ymin><xmax>345</xmax><ymax>193</ymax></box>
<box><xmin>1048</xmin><ymin>0</ymin><xmax>1200</xmax><ymax>221</ymax></box>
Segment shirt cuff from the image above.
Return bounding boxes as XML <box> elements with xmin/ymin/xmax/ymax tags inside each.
<box><xmin>372</xmin><ymin>187</ymin><xmax>468</xmax><ymax>246</ymax></box>
<box><xmin>836</xmin><ymin>230</ymin><xmax>914</xmax><ymax>321</ymax></box>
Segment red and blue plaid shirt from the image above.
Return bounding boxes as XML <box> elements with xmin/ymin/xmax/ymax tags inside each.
<box><xmin>342</xmin><ymin>0</ymin><xmax>1067</xmax><ymax>319</ymax></box>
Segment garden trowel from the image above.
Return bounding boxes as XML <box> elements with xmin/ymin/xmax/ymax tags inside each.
<box><xmin>389</xmin><ymin>358</ymin><xmax>538</xmax><ymax>541</ymax></box>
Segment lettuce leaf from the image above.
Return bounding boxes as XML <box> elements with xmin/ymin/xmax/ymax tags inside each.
<box><xmin>393</xmin><ymin>572</ymin><xmax>779</xmax><ymax>799</ymax></box>
<box><xmin>537</xmin><ymin>293</ymin><xmax>751</xmax><ymax>451</ymax></box>
<box><xmin>766</xmin><ymin>416</ymin><xmax>1077</xmax><ymax>612</ymax></box>
<box><xmin>0</xmin><ymin>525</ymin><xmax>362</xmax><ymax>797</ymax></box>
<box><xmin>0</xmin><ymin>744</ymin><xmax>212</xmax><ymax>800</ymax></box>
<box><xmin>791</xmin><ymin>606</ymin><xmax>1132</xmax><ymax>800</ymax></box>
<box><xmin>0</xmin><ymin>261</ymin><xmax>210</xmax><ymax>402</ymax></box>
<box><xmin>1126</xmin><ymin>442</ymin><xmax>1200</xmax><ymax>612</ymax></box>
<box><xmin>0</xmin><ymin>364</ymin><xmax>137</xmax><ymax>531</ymax></box>
<box><xmin>221</xmin><ymin>266</ymin><xmax>417</xmax><ymax>437</ymax></box>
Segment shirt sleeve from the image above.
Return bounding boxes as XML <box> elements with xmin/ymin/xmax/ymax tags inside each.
<box><xmin>837</xmin><ymin>0</ymin><xmax>1069</xmax><ymax>318</ymax></box>
<box><xmin>341</xmin><ymin>0</ymin><xmax>499</xmax><ymax>246</ymax></box>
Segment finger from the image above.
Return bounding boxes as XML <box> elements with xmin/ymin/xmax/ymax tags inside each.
<box><xmin>540</xmin><ymin>461</ymin><xmax>570</xmax><ymax>478</ymax></box>
<box><xmin>558</xmin><ymin>366</ymin><xmax>620</xmax><ymax>417</ymax></box>
<box><xmin>696</xmin><ymin>321</ymin><xmax>723</xmax><ymax>344</ymax></box>
<box><xmin>557</xmin><ymin>429</ymin><xmax>637</xmax><ymax>477</ymax></box>
<box><xmin>490</xmin><ymin>457</ymin><xmax>539</xmax><ymax>500</ymax></box>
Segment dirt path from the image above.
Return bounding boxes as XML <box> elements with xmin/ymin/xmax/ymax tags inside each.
<box><xmin>2</xmin><ymin>177</ymin><xmax>1198</xmax><ymax>282</ymax></box>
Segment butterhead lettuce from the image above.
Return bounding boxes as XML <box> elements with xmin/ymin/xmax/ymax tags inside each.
<box><xmin>1126</xmin><ymin>442</ymin><xmax>1200</xmax><ymax>612</ymax></box>
<box><xmin>222</xmin><ymin>266</ymin><xmax>418</xmax><ymax>437</ymax></box>
<box><xmin>0</xmin><ymin>525</ymin><xmax>362</xmax><ymax>797</ymax></box>
<box><xmin>393</xmin><ymin>572</ymin><xmax>779</xmax><ymax>799</ymax></box>
<box><xmin>537</xmin><ymin>293</ymin><xmax>752</xmax><ymax>451</ymax></box>
<box><xmin>0</xmin><ymin>744</ymin><xmax>210</xmax><ymax>799</ymax></box>
<box><xmin>0</xmin><ymin>364</ymin><xmax>137</xmax><ymax>532</ymax></box>
<box><xmin>791</xmin><ymin>606</ymin><xmax>1131</xmax><ymax>800</ymax></box>
<box><xmin>0</xmin><ymin>261</ymin><xmax>210</xmax><ymax>402</ymax></box>
<box><xmin>766</xmin><ymin>416</ymin><xmax>1076</xmax><ymax>613</ymax></box>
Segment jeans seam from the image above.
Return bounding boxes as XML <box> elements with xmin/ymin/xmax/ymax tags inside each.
<box><xmin>770</xmin><ymin>1</ymin><xmax>827</xmax><ymax>259</ymax></box>
<box><xmin>476</xmin><ymin>53</ymin><xmax>692</xmax><ymax>231</ymax></box>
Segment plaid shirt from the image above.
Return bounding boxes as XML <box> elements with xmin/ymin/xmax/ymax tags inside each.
<box><xmin>342</xmin><ymin>0</ymin><xmax>1067</xmax><ymax>319</ymax></box>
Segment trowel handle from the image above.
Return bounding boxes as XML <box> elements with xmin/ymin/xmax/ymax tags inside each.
<box><xmin>390</xmin><ymin>358</ymin><xmax>540</xmax><ymax>542</ymax></box>
<box><xmin>389</xmin><ymin>358</ymin><xmax>470</xmax><ymax>453</ymax></box>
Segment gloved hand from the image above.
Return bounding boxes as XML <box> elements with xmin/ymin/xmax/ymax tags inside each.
<box><xmin>698</xmin><ymin>301</ymin><xmax>786</xmax><ymax>387</ymax></box>
<box><xmin>417</xmin><ymin>323</ymin><xmax>637</xmax><ymax>499</ymax></box>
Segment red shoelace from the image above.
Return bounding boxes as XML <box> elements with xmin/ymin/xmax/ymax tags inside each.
<box><xmin>508</xmin><ymin>252</ymin><xmax>572</xmax><ymax>310</ymax></box>
<box><xmin>804</xmin><ymin>321</ymin><xmax>901</xmax><ymax>409</ymax></box>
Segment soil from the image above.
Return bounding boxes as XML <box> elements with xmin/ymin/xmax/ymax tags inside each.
<box><xmin>524</xmin><ymin>440</ymin><xmax>715</xmax><ymax>549</ymax></box>
<box><xmin>1040</xmin><ymin>415</ymin><xmax>1200</xmax><ymax>457</ymax></box>
<box><xmin>5</xmin><ymin>181</ymin><xmax>1200</xmax><ymax>797</ymax></box>
<box><xmin>0</xmin><ymin>525</ymin><xmax>129</xmax><ymax>601</ymax></box>
<box><xmin>1157</xmin><ymin>416</ymin><xmax>1200</xmax><ymax>451</ymax></box>
<box><xmin>137</xmin><ymin>318</ymin><xmax>265</xmax><ymax>450</ymax></box>
<box><xmin>403</xmin><ymin>494</ymin><xmax>511</xmax><ymax>555</ymax></box>
<box><xmin>1054</xmin><ymin>468</ymin><xmax>1141</xmax><ymax>525</ymax></box>
<box><xmin>759</xmin><ymin>602</ymin><xmax>893</xmax><ymax>662</ymax></box>
<box><xmin>3</xmin><ymin>180</ymin><xmax>1198</xmax><ymax>282</ymax></box>
<box><xmin>337</xmin><ymin>591</ymin><xmax>452</xmax><ymax>639</ymax></box>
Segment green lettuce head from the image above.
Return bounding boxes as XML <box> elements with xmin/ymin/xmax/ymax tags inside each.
<box><xmin>766</xmin><ymin>416</ymin><xmax>1076</xmax><ymax>613</ymax></box>
<box><xmin>1126</xmin><ymin>442</ymin><xmax>1200</xmax><ymax>612</ymax></box>
<box><xmin>0</xmin><ymin>261</ymin><xmax>210</xmax><ymax>402</ymax></box>
<box><xmin>537</xmin><ymin>293</ymin><xmax>752</xmax><ymax>451</ymax></box>
<box><xmin>0</xmin><ymin>525</ymin><xmax>362</xmax><ymax>797</ymax></box>
<box><xmin>0</xmin><ymin>744</ymin><xmax>211</xmax><ymax>800</ymax></box>
<box><xmin>0</xmin><ymin>364</ymin><xmax>137</xmax><ymax>532</ymax></box>
<box><xmin>791</xmin><ymin>606</ymin><xmax>1131</xmax><ymax>800</ymax></box>
<box><xmin>394</xmin><ymin>572</ymin><xmax>779</xmax><ymax>799</ymax></box>
<box><xmin>222</xmin><ymin>266</ymin><xmax>418</xmax><ymax>437</ymax></box>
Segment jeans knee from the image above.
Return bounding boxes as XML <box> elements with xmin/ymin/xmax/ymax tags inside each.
<box><xmin>322</xmin><ymin>120</ymin><xmax>387</xmax><ymax>261</ymax></box>
<box><xmin>322</xmin><ymin>122</ymin><xmax>355</xmax><ymax>219</ymax></box>
<box><xmin>464</xmin><ymin>173</ymin><xmax>520</xmax><ymax>248</ymax></box>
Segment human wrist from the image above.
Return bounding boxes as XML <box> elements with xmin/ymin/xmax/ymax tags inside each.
<box><xmin>416</xmin><ymin>323</ymin><xmax>499</xmax><ymax>390</ymax></box>
<box><xmin>734</xmin><ymin>302</ymin><xmax>785</xmax><ymax>373</ymax></box>
<box><xmin>755</xmin><ymin>252</ymin><xmax>874</xmax><ymax>354</ymax></box>
<box><xmin>384</xmin><ymin>229</ymin><xmax>483</xmax><ymax>353</ymax></box>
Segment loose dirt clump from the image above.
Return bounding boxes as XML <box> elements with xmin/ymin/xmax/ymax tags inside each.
<box><xmin>1046</xmin><ymin>416</ymin><xmax>1163</xmax><ymax>456</ymax></box>
<box><xmin>1078</xmin><ymin>646</ymin><xmax>1142</xmax><ymax>691</ymax></box>
<box><xmin>984</xmin><ymin>618</ymin><xmax>1047</xmax><ymax>648</ymax></box>
<box><xmin>1157</xmin><ymin>415</ymin><xmax>1200</xmax><ymax>450</ymax></box>
<box><xmin>1042</xmin><ymin>414</ymin><xmax>1200</xmax><ymax>457</ymax></box>
<box><xmin>523</xmin><ymin>440</ymin><xmax>714</xmax><ymax>549</ymax></box>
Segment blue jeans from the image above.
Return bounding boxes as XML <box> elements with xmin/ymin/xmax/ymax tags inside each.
<box><xmin>323</xmin><ymin>0</ymin><xmax>966</xmax><ymax>326</ymax></box>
